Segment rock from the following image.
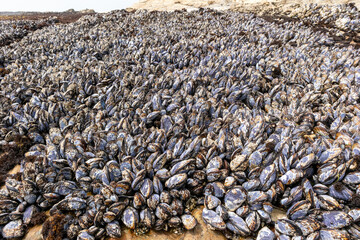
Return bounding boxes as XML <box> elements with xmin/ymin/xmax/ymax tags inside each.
<box><xmin>24</xmin><ymin>225</ymin><xmax>43</xmax><ymax>240</ymax></box>
<box><xmin>80</xmin><ymin>9</ymin><xmax>96</xmax><ymax>14</ymax></box>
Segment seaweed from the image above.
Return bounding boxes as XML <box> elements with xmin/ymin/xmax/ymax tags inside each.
<box><xmin>28</xmin><ymin>212</ymin><xmax>48</xmax><ymax>227</ymax></box>
<box><xmin>350</xmin><ymin>194</ymin><xmax>360</xmax><ymax>208</ymax></box>
<box><xmin>0</xmin><ymin>67</ymin><xmax>9</xmax><ymax>77</ymax></box>
<box><xmin>0</xmin><ymin>135</ymin><xmax>31</xmax><ymax>186</ymax></box>
<box><xmin>41</xmin><ymin>214</ymin><xmax>66</xmax><ymax>240</ymax></box>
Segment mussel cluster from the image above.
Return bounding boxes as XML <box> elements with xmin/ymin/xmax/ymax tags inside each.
<box><xmin>0</xmin><ymin>5</ymin><xmax>359</xmax><ymax>240</ymax></box>
<box><xmin>289</xmin><ymin>3</ymin><xmax>360</xmax><ymax>32</ymax></box>
<box><xmin>0</xmin><ymin>19</ymin><xmax>55</xmax><ymax>48</ymax></box>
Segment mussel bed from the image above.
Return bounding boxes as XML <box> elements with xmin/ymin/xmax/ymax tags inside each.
<box><xmin>0</xmin><ymin>4</ymin><xmax>360</xmax><ymax>240</ymax></box>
